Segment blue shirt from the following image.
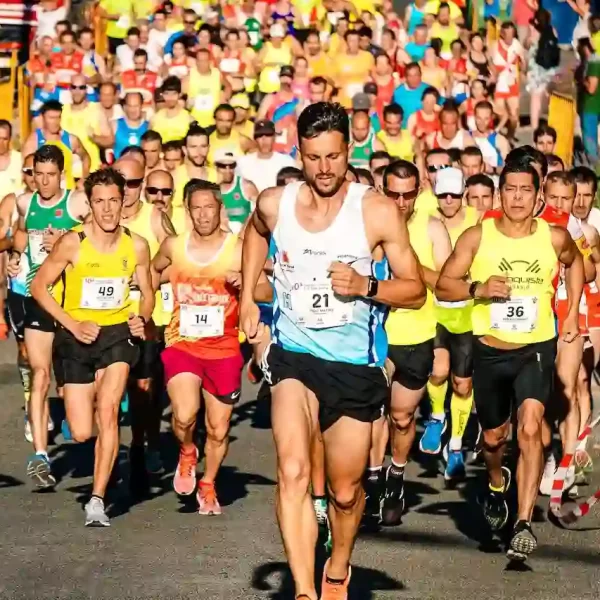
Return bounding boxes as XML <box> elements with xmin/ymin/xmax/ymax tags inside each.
<box><xmin>392</xmin><ymin>82</ymin><xmax>428</xmax><ymax>126</ymax></box>
<box><xmin>405</xmin><ymin>42</ymin><xmax>429</xmax><ymax>62</ymax></box>
<box><xmin>164</xmin><ymin>31</ymin><xmax>199</xmax><ymax>56</ymax></box>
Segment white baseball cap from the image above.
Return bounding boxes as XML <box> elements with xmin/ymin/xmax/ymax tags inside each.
<box><xmin>434</xmin><ymin>167</ymin><xmax>464</xmax><ymax>196</ymax></box>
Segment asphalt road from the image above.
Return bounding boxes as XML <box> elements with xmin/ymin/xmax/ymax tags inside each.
<box><xmin>0</xmin><ymin>337</ymin><xmax>599</xmax><ymax>600</ymax></box>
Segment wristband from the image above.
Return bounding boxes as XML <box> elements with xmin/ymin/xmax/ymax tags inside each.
<box><xmin>469</xmin><ymin>281</ymin><xmax>480</xmax><ymax>299</ymax></box>
<box><xmin>366</xmin><ymin>276</ymin><xmax>379</xmax><ymax>298</ymax></box>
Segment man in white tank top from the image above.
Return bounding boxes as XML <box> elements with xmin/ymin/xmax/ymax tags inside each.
<box><xmin>240</xmin><ymin>102</ymin><xmax>426</xmax><ymax>600</ymax></box>
<box><xmin>423</xmin><ymin>104</ymin><xmax>475</xmax><ymax>153</ymax></box>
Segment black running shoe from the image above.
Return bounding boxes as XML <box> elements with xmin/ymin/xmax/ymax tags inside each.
<box><xmin>364</xmin><ymin>469</ymin><xmax>384</xmax><ymax>523</ymax></box>
<box><xmin>481</xmin><ymin>466</ymin><xmax>512</xmax><ymax>531</ymax></box>
<box><xmin>507</xmin><ymin>520</ymin><xmax>537</xmax><ymax>561</ymax></box>
<box><xmin>381</xmin><ymin>465</ymin><xmax>405</xmax><ymax>527</ymax></box>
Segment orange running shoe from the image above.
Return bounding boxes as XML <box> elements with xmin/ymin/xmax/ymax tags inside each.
<box><xmin>320</xmin><ymin>560</ymin><xmax>351</xmax><ymax>600</ymax></box>
<box><xmin>197</xmin><ymin>481</ymin><xmax>222</xmax><ymax>515</ymax></box>
<box><xmin>173</xmin><ymin>445</ymin><xmax>198</xmax><ymax>495</ymax></box>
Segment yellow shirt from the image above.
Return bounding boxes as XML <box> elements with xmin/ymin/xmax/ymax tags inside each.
<box><xmin>424</xmin><ymin>0</ymin><xmax>463</xmax><ymax>20</ymax></box>
<box><xmin>416</xmin><ymin>188</ymin><xmax>439</xmax><ymax>216</ymax></box>
<box><xmin>429</xmin><ymin>22</ymin><xmax>460</xmax><ymax>56</ymax></box>
<box><xmin>207</xmin><ymin>129</ymin><xmax>244</xmax><ymax>166</ymax></box>
<box><xmin>61</xmin><ymin>103</ymin><xmax>103</xmax><ymax>173</ymax></box>
<box><xmin>376</xmin><ymin>130</ymin><xmax>414</xmax><ymax>161</ymax></box>
<box><xmin>0</xmin><ymin>150</ymin><xmax>23</xmax><ymax>196</ymax></box>
<box><xmin>307</xmin><ymin>53</ymin><xmax>334</xmax><ymax>78</ymax></box>
<box><xmin>258</xmin><ymin>42</ymin><xmax>293</xmax><ymax>94</ymax></box>
<box><xmin>101</xmin><ymin>0</ymin><xmax>134</xmax><ymax>40</ymax></box>
<box><xmin>188</xmin><ymin>67</ymin><xmax>222</xmax><ymax>128</ymax></box>
<box><xmin>234</xmin><ymin>120</ymin><xmax>254</xmax><ymax>139</ymax></box>
<box><xmin>172</xmin><ymin>163</ymin><xmax>218</xmax><ymax>208</ymax></box>
<box><xmin>334</xmin><ymin>50</ymin><xmax>374</xmax><ymax>108</ymax></box>
<box><xmin>151</xmin><ymin>108</ymin><xmax>192</xmax><ymax>144</ymax></box>
<box><xmin>470</xmin><ymin>218</ymin><xmax>557</xmax><ymax>344</ymax></box>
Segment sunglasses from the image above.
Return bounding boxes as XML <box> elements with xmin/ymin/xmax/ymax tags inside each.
<box><xmin>254</xmin><ymin>133</ymin><xmax>274</xmax><ymax>139</ymax></box>
<box><xmin>427</xmin><ymin>164</ymin><xmax>451</xmax><ymax>173</ymax></box>
<box><xmin>125</xmin><ymin>178</ymin><xmax>144</xmax><ymax>188</ymax></box>
<box><xmin>384</xmin><ymin>188</ymin><xmax>419</xmax><ymax>201</ymax></box>
<box><xmin>146</xmin><ymin>186</ymin><xmax>173</xmax><ymax>195</ymax></box>
<box><xmin>436</xmin><ymin>192</ymin><xmax>463</xmax><ymax>200</ymax></box>
<box><xmin>184</xmin><ymin>19</ymin><xmax>196</xmax><ymax>24</ymax></box>
<box><xmin>215</xmin><ymin>162</ymin><xmax>236</xmax><ymax>169</ymax></box>
<box><xmin>22</xmin><ymin>168</ymin><xmax>33</xmax><ymax>176</ymax></box>
<box><xmin>71</xmin><ymin>84</ymin><xmax>87</xmax><ymax>90</ymax></box>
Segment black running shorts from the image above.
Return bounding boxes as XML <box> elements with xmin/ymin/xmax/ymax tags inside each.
<box><xmin>433</xmin><ymin>324</ymin><xmax>474</xmax><ymax>378</ymax></box>
<box><xmin>55</xmin><ymin>323</ymin><xmax>139</xmax><ymax>385</ymax></box>
<box><xmin>7</xmin><ymin>290</ymin><xmax>26</xmax><ymax>342</ymax></box>
<box><xmin>387</xmin><ymin>339</ymin><xmax>435</xmax><ymax>391</ymax></box>
<box><xmin>472</xmin><ymin>337</ymin><xmax>557</xmax><ymax>431</ymax></box>
<box><xmin>262</xmin><ymin>344</ymin><xmax>389</xmax><ymax>431</ymax></box>
<box><xmin>24</xmin><ymin>296</ymin><xmax>55</xmax><ymax>333</ymax></box>
<box><xmin>130</xmin><ymin>326</ymin><xmax>165</xmax><ymax>380</ymax></box>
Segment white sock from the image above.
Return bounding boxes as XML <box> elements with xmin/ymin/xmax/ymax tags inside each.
<box><xmin>431</xmin><ymin>413</ymin><xmax>445</xmax><ymax>422</ymax></box>
<box><xmin>35</xmin><ymin>450</ymin><xmax>49</xmax><ymax>460</ymax></box>
<box><xmin>449</xmin><ymin>436</ymin><xmax>462</xmax><ymax>452</ymax></box>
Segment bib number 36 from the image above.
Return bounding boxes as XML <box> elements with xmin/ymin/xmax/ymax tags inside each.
<box><xmin>490</xmin><ymin>297</ymin><xmax>538</xmax><ymax>333</ymax></box>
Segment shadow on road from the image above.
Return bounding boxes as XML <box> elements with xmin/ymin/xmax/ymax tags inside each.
<box><xmin>0</xmin><ymin>474</ymin><xmax>24</xmax><ymax>488</ymax></box>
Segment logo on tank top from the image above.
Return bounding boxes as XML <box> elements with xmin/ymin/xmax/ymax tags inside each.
<box><xmin>234</xmin><ymin>193</ymin><xmax>241</xmax><ymax>200</ymax></box>
<box><xmin>122</xmin><ymin>258</ymin><xmax>128</xmax><ymax>270</ymax></box>
<box><xmin>498</xmin><ymin>258</ymin><xmax>544</xmax><ymax>288</ymax></box>
<box><xmin>55</xmin><ymin>209</ymin><xmax>63</xmax><ymax>218</ymax></box>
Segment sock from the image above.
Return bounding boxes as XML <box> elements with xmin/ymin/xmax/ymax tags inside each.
<box><xmin>35</xmin><ymin>450</ymin><xmax>49</xmax><ymax>460</ymax></box>
<box><xmin>489</xmin><ymin>481</ymin><xmax>505</xmax><ymax>493</ymax></box>
<box><xmin>312</xmin><ymin>494</ymin><xmax>327</xmax><ymax>500</ymax></box>
<box><xmin>367</xmin><ymin>466</ymin><xmax>382</xmax><ymax>483</ymax></box>
<box><xmin>426</xmin><ymin>380</ymin><xmax>448</xmax><ymax>420</ymax></box>
<box><xmin>18</xmin><ymin>362</ymin><xmax>31</xmax><ymax>396</ymax></box>
<box><xmin>450</xmin><ymin>391</ymin><xmax>474</xmax><ymax>449</ymax></box>
<box><xmin>91</xmin><ymin>494</ymin><xmax>104</xmax><ymax>502</ymax></box>
<box><xmin>389</xmin><ymin>459</ymin><xmax>406</xmax><ymax>478</ymax></box>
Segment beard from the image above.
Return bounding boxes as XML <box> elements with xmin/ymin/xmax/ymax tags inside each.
<box><xmin>305</xmin><ymin>171</ymin><xmax>347</xmax><ymax>198</ymax></box>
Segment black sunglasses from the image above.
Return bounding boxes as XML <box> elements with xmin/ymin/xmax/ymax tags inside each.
<box><xmin>427</xmin><ymin>164</ymin><xmax>451</xmax><ymax>174</ymax></box>
<box><xmin>215</xmin><ymin>162</ymin><xmax>236</xmax><ymax>169</ymax></box>
<box><xmin>384</xmin><ymin>187</ymin><xmax>419</xmax><ymax>201</ymax></box>
<box><xmin>146</xmin><ymin>186</ymin><xmax>173</xmax><ymax>195</ymax></box>
<box><xmin>125</xmin><ymin>178</ymin><xmax>144</xmax><ymax>188</ymax></box>
<box><xmin>71</xmin><ymin>84</ymin><xmax>87</xmax><ymax>90</ymax></box>
<box><xmin>22</xmin><ymin>167</ymin><xmax>33</xmax><ymax>176</ymax></box>
<box><xmin>436</xmin><ymin>192</ymin><xmax>463</xmax><ymax>200</ymax></box>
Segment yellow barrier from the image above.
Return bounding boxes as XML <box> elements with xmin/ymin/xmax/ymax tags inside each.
<box><xmin>17</xmin><ymin>65</ymin><xmax>31</xmax><ymax>143</ymax></box>
<box><xmin>548</xmin><ymin>92</ymin><xmax>576</xmax><ymax>168</ymax></box>
<box><xmin>93</xmin><ymin>3</ymin><xmax>109</xmax><ymax>58</ymax></box>
<box><xmin>0</xmin><ymin>50</ymin><xmax>17</xmax><ymax>122</ymax></box>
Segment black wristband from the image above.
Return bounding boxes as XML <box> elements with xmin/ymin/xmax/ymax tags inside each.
<box><xmin>366</xmin><ymin>276</ymin><xmax>379</xmax><ymax>298</ymax></box>
<box><xmin>469</xmin><ymin>281</ymin><xmax>480</xmax><ymax>299</ymax></box>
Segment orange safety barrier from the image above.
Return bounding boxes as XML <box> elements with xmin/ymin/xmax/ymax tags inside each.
<box><xmin>93</xmin><ymin>2</ymin><xmax>109</xmax><ymax>58</ymax></box>
<box><xmin>548</xmin><ymin>92</ymin><xmax>576</xmax><ymax>168</ymax></box>
<box><xmin>0</xmin><ymin>50</ymin><xmax>18</xmax><ymax>123</ymax></box>
<box><xmin>17</xmin><ymin>65</ymin><xmax>32</xmax><ymax>143</ymax></box>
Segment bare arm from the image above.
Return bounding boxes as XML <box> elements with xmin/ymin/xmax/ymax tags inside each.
<box><xmin>150</xmin><ymin>236</ymin><xmax>174</xmax><ymax>292</ymax></box>
<box><xmin>71</xmin><ymin>135</ymin><xmax>91</xmax><ymax>177</ymax></box>
<box><xmin>132</xmin><ymin>234</ymin><xmax>154</xmax><ymax>323</ymax></box>
<box><xmin>422</xmin><ymin>216</ymin><xmax>452</xmax><ymax>289</ymax></box>
<box><xmin>151</xmin><ymin>205</ymin><xmax>177</xmax><ymax>244</ymax></box>
<box><xmin>89</xmin><ymin>108</ymin><xmax>114</xmax><ymax>148</ymax></box>
<box><xmin>242</xmin><ymin>179</ymin><xmax>259</xmax><ymax>204</ymax></box>
<box><xmin>21</xmin><ymin>133</ymin><xmax>37</xmax><ymax>159</ymax></box>
<box><xmin>585</xmin><ymin>75</ymin><xmax>599</xmax><ymax>95</ymax></box>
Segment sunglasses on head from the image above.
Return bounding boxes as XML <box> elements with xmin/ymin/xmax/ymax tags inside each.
<box><xmin>22</xmin><ymin>167</ymin><xmax>33</xmax><ymax>176</ymax></box>
<box><xmin>125</xmin><ymin>178</ymin><xmax>144</xmax><ymax>188</ymax></box>
<box><xmin>71</xmin><ymin>84</ymin><xmax>87</xmax><ymax>90</ymax></box>
<box><xmin>436</xmin><ymin>192</ymin><xmax>463</xmax><ymax>200</ymax></box>
<box><xmin>215</xmin><ymin>162</ymin><xmax>236</xmax><ymax>169</ymax></box>
<box><xmin>427</xmin><ymin>164</ymin><xmax>450</xmax><ymax>174</ymax></box>
<box><xmin>146</xmin><ymin>186</ymin><xmax>173</xmax><ymax>196</ymax></box>
<box><xmin>384</xmin><ymin>187</ymin><xmax>419</xmax><ymax>201</ymax></box>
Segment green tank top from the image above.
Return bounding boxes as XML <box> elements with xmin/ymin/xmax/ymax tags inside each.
<box><xmin>349</xmin><ymin>130</ymin><xmax>376</xmax><ymax>169</ymax></box>
<box><xmin>245</xmin><ymin>18</ymin><xmax>263</xmax><ymax>51</ymax></box>
<box><xmin>25</xmin><ymin>190</ymin><xmax>80</xmax><ymax>295</ymax></box>
<box><xmin>222</xmin><ymin>175</ymin><xmax>252</xmax><ymax>225</ymax></box>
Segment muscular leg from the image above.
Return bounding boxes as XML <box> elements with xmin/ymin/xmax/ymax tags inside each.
<box><xmin>323</xmin><ymin>416</ymin><xmax>372</xmax><ymax>580</ymax></box>
<box><xmin>271</xmin><ymin>380</ymin><xmax>319</xmax><ymax>600</ymax></box>
<box><xmin>310</xmin><ymin>426</ymin><xmax>326</xmax><ymax>497</ymax></box>
<box><xmin>481</xmin><ymin>421</ymin><xmax>511</xmax><ymax>490</ymax></box>
<box><xmin>389</xmin><ymin>381</ymin><xmax>426</xmax><ymax>464</ymax></box>
<box><xmin>63</xmin><ymin>382</ymin><xmax>95</xmax><ymax>443</ymax></box>
<box><xmin>201</xmin><ymin>390</ymin><xmax>234</xmax><ymax>484</ymax></box>
<box><xmin>169</xmin><ymin>372</ymin><xmax>202</xmax><ymax>447</ymax></box>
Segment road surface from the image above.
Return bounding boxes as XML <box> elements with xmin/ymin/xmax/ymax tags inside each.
<box><xmin>0</xmin><ymin>337</ymin><xmax>599</xmax><ymax>600</ymax></box>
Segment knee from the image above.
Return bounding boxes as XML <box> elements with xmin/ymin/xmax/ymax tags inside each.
<box><xmin>328</xmin><ymin>481</ymin><xmax>362</xmax><ymax>513</ymax></box>
<box><xmin>172</xmin><ymin>405</ymin><xmax>196</xmax><ymax>429</ymax></box>
<box><xmin>517</xmin><ymin>415</ymin><xmax>542</xmax><ymax>447</ymax></box>
<box><xmin>482</xmin><ymin>427</ymin><xmax>508</xmax><ymax>452</ymax></box>
<box><xmin>278</xmin><ymin>456</ymin><xmax>311</xmax><ymax>495</ymax></box>
<box><xmin>31</xmin><ymin>366</ymin><xmax>51</xmax><ymax>387</ymax></box>
<box><xmin>71</xmin><ymin>424</ymin><xmax>93</xmax><ymax>443</ymax></box>
<box><xmin>430</xmin><ymin>357</ymin><xmax>449</xmax><ymax>385</ymax></box>
<box><xmin>206</xmin><ymin>417</ymin><xmax>230</xmax><ymax>445</ymax></box>
<box><xmin>390</xmin><ymin>409</ymin><xmax>415</xmax><ymax>432</ymax></box>
<box><xmin>452</xmin><ymin>377</ymin><xmax>472</xmax><ymax>398</ymax></box>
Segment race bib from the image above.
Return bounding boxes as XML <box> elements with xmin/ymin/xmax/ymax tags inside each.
<box><xmin>80</xmin><ymin>277</ymin><xmax>126</xmax><ymax>310</ymax></box>
<box><xmin>116</xmin><ymin>15</ymin><xmax>130</xmax><ymax>30</ymax></box>
<box><xmin>29</xmin><ymin>231</ymin><xmax>48</xmax><ymax>265</ymax></box>
<box><xmin>291</xmin><ymin>281</ymin><xmax>354</xmax><ymax>329</ymax></box>
<box><xmin>220</xmin><ymin>58</ymin><xmax>240</xmax><ymax>73</ymax></box>
<box><xmin>345</xmin><ymin>83</ymin><xmax>364</xmax><ymax>100</ymax></box>
<box><xmin>160</xmin><ymin>283</ymin><xmax>174</xmax><ymax>313</ymax></box>
<box><xmin>490</xmin><ymin>297</ymin><xmax>538</xmax><ymax>333</ymax></box>
<box><xmin>194</xmin><ymin>94</ymin><xmax>214</xmax><ymax>111</ymax></box>
<box><xmin>179</xmin><ymin>304</ymin><xmax>224</xmax><ymax>338</ymax></box>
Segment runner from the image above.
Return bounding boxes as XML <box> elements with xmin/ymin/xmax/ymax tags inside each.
<box><xmin>423</xmin><ymin>103</ymin><xmax>476</xmax><ymax>152</ymax></box>
<box><xmin>406</xmin><ymin>87</ymin><xmax>441</xmax><ymax>141</ymax></box>
<box><xmin>7</xmin><ymin>145</ymin><xmax>89</xmax><ymax>488</ymax></box>
<box><xmin>375</xmin><ymin>104</ymin><xmax>415</xmax><ymax>161</ymax></box>
<box><xmin>150</xmin><ymin>76</ymin><xmax>193</xmax><ymax>144</ymax></box>
<box><xmin>112</xmin><ymin>92</ymin><xmax>150</xmax><ymax>160</ymax></box>
<box><xmin>29</xmin><ymin>167</ymin><xmax>152</xmax><ymax>525</ymax></box>
<box><xmin>471</xmin><ymin>100</ymin><xmax>510</xmax><ymax>174</ymax></box>
<box><xmin>151</xmin><ymin>179</ymin><xmax>271</xmax><ymax>514</ymax></box>
<box><xmin>140</xmin><ymin>130</ymin><xmax>163</xmax><ymax>175</ymax></box>
<box><xmin>534</xmin><ymin>123</ymin><xmax>557</xmax><ymax>155</ymax></box>
<box><xmin>459</xmin><ymin>147</ymin><xmax>486</xmax><ymax>179</ymax></box>
<box><xmin>349</xmin><ymin>111</ymin><xmax>377</xmax><ymax>169</ymax></box>
<box><xmin>207</xmin><ymin>104</ymin><xmax>255</xmax><ymax>166</ymax></box>
<box><xmin>465</xmin><ymin>173</ymin><xmax>496</xmax><ymax>214</ymax></box>
<box><xmin>240</xmin><ymin>102</ymin><xmax>426</xmax><ymax>599</ymax></box>
<box><xmin>379</xmin><ymin>159</ymin><xmax>451</xmax><ymax>525</ymax></box>
<box><xmin>436</xmin><ymin>161</ymin><xmax>584</xmax><ymax>560</ymax></box>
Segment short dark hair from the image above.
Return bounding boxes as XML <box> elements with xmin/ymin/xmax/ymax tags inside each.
<box><xmin>59</xmin><ymin>30</ymin><xmax>74</xmax><ymax>43</ymax></box>
<box><xmin>162</xmin><ymin>75</ymin><xmax>182</xmax><ymax>94</ymax></box>
<box><xmin>544</xmin><ymin>170</ymin><xmax>576</xmax><ymax>193</ymax></box>
<box><xmin>422</xmin><ymin>86</ymin><xmax>440</xmax><ymax>101</ymax></box>
<box><xmin>383</xmin><ymin>103</ymin><xmax>404</xmax><ymax>120</ymax></box>
<box><xmin>84</xmin><ymin>167</ymin><xmax>126</xmax><ymax>201</ymax></box>
<box><xmin>78</xmin><ymin>27</ymin><xmax>94</xmax><ymax>39</ymax></box>
<box><xmin>345</xmin><ymin>29</ymin><xmax>360</xmax><ymax>40</ymax></box>
<box><xmin>547</xmin><ymin>153</ymin><xmax>564</xmax><ymax>170</ymax></box>
<box><xmin>355</xmin><ymin>168</ymin><xmax>375</xmax><ymax>186</ymax></box>
<box><xmin>369</xmin><ymin>150</ymin><xmax>391</xmax><ymax>168</ymax></box>
<box><xmin>214</xmin><ymin>103</ymin><xmax>235</xmax><ymax>118</ymax></box>
<box><xmin>276</xmin><ymin>166</ymin><xmax>304</xmax><ymax>186</ymax></box>
<box><xmin>0</xmin><ymin>119</ymin><xmax>12</xmax><ymax>136</ymax></box>
<box><xmin>310</xmin><ymin>76</ymin><xmax>327</xmax><ymax>88</ymax></box>
<box><xmin>534</xmin><ymin>122</ymin><xmax>557</xmax><ymax>143</ymax></box>
<box><xmin>184</xmin><ymin>179</ymin><xmax>221</xmax><ymax>208</ymax></box>
<box><xmin>298</xmin><ymin>102</ymin><xmax>349</xmax><ymax>143</ymax></box>
<box><xmin>127</xmin><ymin>27</ymin><xmax>141</xmax><ymax>37</ymax></box>
<box><xmin>500</xmin><ymin>161</ymin><xmax>541</xmax><ymax>193</ymax></box>
<box><xmin>474</xmin><ymin>100</ymin><xmax>494</xmax><ymax>112</ymax></box>
<box><xmin>133</xmin><ymin>48</ymin><xmax>148</xmax><ymax>60</ymax></box>
<box><xmin>358</xmin><ymin>26</ymin><xmax>373</xmax><ymax>39</ymax></box>
<box><xmin>163</xmin><ymin>140</ymin><xmax>183</xmax><ymax>154</ymax></box>
<box><xmin>185</xmin><ymin>123</ymin><xmax>209</xmax><ymax>144</ymax></box>
<box><xmin>439</xmin><ymin>2</ymin><xmax>450</xmax><ymax>11</ymax></box>
<box><xmin>466</xmin><ymin>173</ymin><xmax>495</xmax><ymax>192</ymax></box>
<box><xmin>40</xmin><ymin>100</ymin><xmax>63</xmax><ymax>115</ymax></box>
<box><xmin>405</xmin><ymin>62</ymin><xmax>421</xmax><ymax>74</ymax></box>
<box><xmin>426</xmin><ymin>148</ymin><xmax>451</xmax><ymax>162</ymax></box>
<box><xmin>461</xmin><ymin>146</ymin><xmax>483</xmax><ymax>160</ymax></box>
<box><xmin>56</xmin><ymin>20</ymin><xmax>72</xmax><ymax>31</ymax></box>
<box><xmin>571</xmin><ymin>165</ymin><xmax>598</xmax><ymax>196</ymax></box>
<box><xmin>383</xmin><ymin>159</ymin><xmax>420</xmax><ymax>189</ymax></box>
<box><xmin>505</xmin><ymin>144</ymin><xmax>548</xmax><ymax>178</ymax></box>
<box><xmin>34</xmin><ymin>144</ymin><xmax>65</xmax><ymax>172</ymax></box>
<box><xmin>440</xmin><ymin>100</ymin><xmax>460</xmax><ymax>117</ymax></box>
<box><xmin>141</xmin><ymin>129</ymin><xmax>163</xmax><ymax>144</ymax></box>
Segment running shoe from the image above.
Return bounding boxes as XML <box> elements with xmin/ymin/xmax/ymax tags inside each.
<box><xmin>443</xmin><ymin>444</ymin><xmax>466</xmax><ymax>483</ymax></box>
<box><xmin>539</xmin><ymin>453</ymin><xmax>556</xmax><ymax>496</ymax></box>
<box><xmin>419</xmin><ymin>418</ymin><xmax>446</xmax><ymax>455</ymax></box>
<box><xmin>84</xmin><ymin>496</ymin><xmax>110</xmax><ymax>527</ymax></box>
<box><xmin>363</xmin><ymin>469</ymin><xmax>384</xmax><ymax>523</ymax></box>
<box><xmin>145</xmin><ymin>448</ymin><xmax>163</xmax><ymax>474</ymax></box>
<box><xmin>313</xmin><ymin>496</ymin><xmax>328</xmax><ymax>528</ymax></box>
<box><xmin>173</xmin><ymin>445</ymin><xmax>198</xmax><ymax>495</ymax></box>
<box><xmin>24</xmin><ymin>416</ymin><xmax>33</xmax><ymax>443</ymax></box>
<box><xmin>197</xmin><ymin>481</ymin><xmax>222</xmax><ymax>515</ymax></box>
<box><xmin>575</xmin><ymin>448</ymin><xmax>593</xmax><ymax>474</ymax></box>
<box><xmin>26</xmin><ymin>453</ymin><xmax>56</xmax><ymax>489</ymax></box>
<box><xmin>506</xmin><ymin>520</ymin><xmax>537</xmax><ymax>561</ymax></box>
<box><xmin>381</xmin><ymin>465</ymin><xmax>405</xmax><ymax>527</ymax></box>
<box><xmin>320</xmin><ymin>559</ymin><xmax>351</xmax><ymax>600</ymax></box>
<box><xmin>480</xmin><ymin>466</ymin><xmax>511</xmax><ymax>531</ymax></box>
<box><xmin>61</xmin><ymin>419</ymin><xmax>72</xmax><ymax>441</ymax></box>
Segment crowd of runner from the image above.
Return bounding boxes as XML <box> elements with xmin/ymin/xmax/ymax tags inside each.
<box><xmin>0</xmin><ymin>0</ymin><xmax>599</xmax><ymax>598</ymax></box>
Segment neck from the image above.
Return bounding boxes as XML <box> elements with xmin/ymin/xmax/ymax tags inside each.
<box><xmin>497</xmin><ymin>214</ymin><xmax>535</xmax><ymax>237</ymax></box>
<box><xmin>38</xmin><ymin>188</ymin><xmax>64</xmax><ymax>203</ymax></box>
<box><xmin>441</xmin><ymin>206</ymin><xmax>466</xmax><ymax>228</ymax></box>
<box><xmin>191</xmin><ymin>227</ymin><xmax>225</xmax><ymax>245</ymax></box>
<box><xmin>257</xmin><ymin>150</ymin><xmax>273</xmax><ymax>159</ymax></box>
<box><xmin>88</xmin><ymin>222</ymin><xmax>122</xmax><ymax>249</ymax></box>
<box><xmin>221</xmin><ymin>177</ymin><xmax>236</xmax><ymax>192</ymax></box>
<box><xmin>186</xmin><ymin>160</ymin><xmax>206</xmax><ymax>174</ymax></box>
<box><xmin>121</xmin><ymin>200</ymin><xmax>143</xmax><ymax>220</ymax></box>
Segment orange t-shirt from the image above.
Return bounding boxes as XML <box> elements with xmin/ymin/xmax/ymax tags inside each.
<box><xmin>165</xmin><ymin>232</ymin><xmax>240</xmax><ymax>359</ymax></box>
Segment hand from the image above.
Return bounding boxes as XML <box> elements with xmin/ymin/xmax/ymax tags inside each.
<box><xmin>71</xmin><ymin>320</ymin><xmax>100</xmax><ymax>344</ymax></box>
<box><xmin>226</xmin><ymin>270</ymin><xmax>242</xmax><ymax>289</ymax></box>
<box><xmin>240</xmin><ymin>300</ymin><xmax>265</xmax><ymax>344</ymax></box>
<box><xmin>562</xmin><ymin>315</ymin><xmax>580</xmax><ymax>343</ymax></box>
<box><xmin>128</xmin><ymin>313</ymin><xmax>146</xmax><ymax>339</ymax></box>
<box><xmin>7</xmin><ymin>253</ymin><xmax>21</xmax><ymax>278</ymax></box>
<box><xmin>475</xmin><ymin>276</ymin><xmax>511</xmax><ymax>300</ymax></box>
<box><xmin>328</xmin><ymin>261</ymin><xmax>368</xmax><ymax>297</ymax></box>
<box><xmin>42</xmin><ymin>227</ymin><xmax>61</xmax><ymax>252</ymax></box>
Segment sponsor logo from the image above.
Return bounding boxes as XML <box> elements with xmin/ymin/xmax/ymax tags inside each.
<box><xmin>282</xmin><ymin>250</ymin><xmax>290</xmax><ymax>264</ymax></box>
<box><xmin>498</xmin><ymin>258</ymin><xmax>544</xmax><ymax>286</ymax></box>
<box><xmin>55</xmin><ymin>208</ymin><xmax>63</xmax><ymax>219</ymax></box>
<box><xmin>303</xmin><ymin>249</ymin><xmax>326</xmax><ymax>256</ymax></box>
<box><xmin>230</xmin><ymin>391</ymin><xmax>241</xmax><ymax>400</ymax></box>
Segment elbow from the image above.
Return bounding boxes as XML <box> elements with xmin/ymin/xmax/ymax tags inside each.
<box><xmin>402</xmin><ymin>278</ymin><xmax>427</xmax><ymax>309</ymax></box>
<box><xmin>434</xmin><ymin>278</ymin><xmax>451</xmax><ymax>301</ymax></box>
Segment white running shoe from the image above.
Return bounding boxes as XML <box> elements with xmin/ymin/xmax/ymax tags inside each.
<box><xmin>85</xmin><ymin>497</ymin><xmax>110</xmax><ymax>527</ymax></box>
<box><xmin>539</xmin><ymin>453</ymin><xmax>556</xmax><ymax>496</ymax></box>
<box><xmin>24</xmin><ymin>417</ymin><xmax>33</xmax><ymax>443</ymax></box>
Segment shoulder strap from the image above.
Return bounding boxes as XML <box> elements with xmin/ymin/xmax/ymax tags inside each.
<box><xmin>78</xmin><ymin>230</ymin><xmax>86</xmax><ymax>242</ymax></box>
<box><xmin>123</xmin><ymin>226</ymin><xmax>132</xmax><ymax>237</ymax></box>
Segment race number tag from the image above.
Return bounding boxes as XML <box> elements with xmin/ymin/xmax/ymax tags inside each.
<box><xmin>80</xmin><ymin>277</ymin><xmax>126</xmax><ymax>309</ymax></box>
<box><xmin>194</xmin><ymin>94</ymin><xmax>213</xmax><ymax>111</ymax></box>
<box><xmin>179</xmin><ymin>304</ymin><xmax>224</xmax><ymax>338</ymax></box>
<box><xmin>220</xmin><ymin>58</ymin><xmax>240</xmax><ymax>73</ymax></box>
<box><xmin>490</xmin><ymin>297</ymin><xmax>538</xmax><ymax>333</ymax></box>
<box><xmin>292</xmin><ymin>281</ymin><xmax>354</xmax><ymax>329</ymax></box>
<box><xmin>345</xmin><ymin>83</ymin><xmax>364</xmax><ymax>100</ymax></box>
<box><xmin>160</xmin><ymin>283</ymin><xmax>174</xmax><ymax>313</ymax></box>
<box><xmin>29</xmin><ymin>231</ymin><xmax>47</xmax><ymax>265</ymax></box>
